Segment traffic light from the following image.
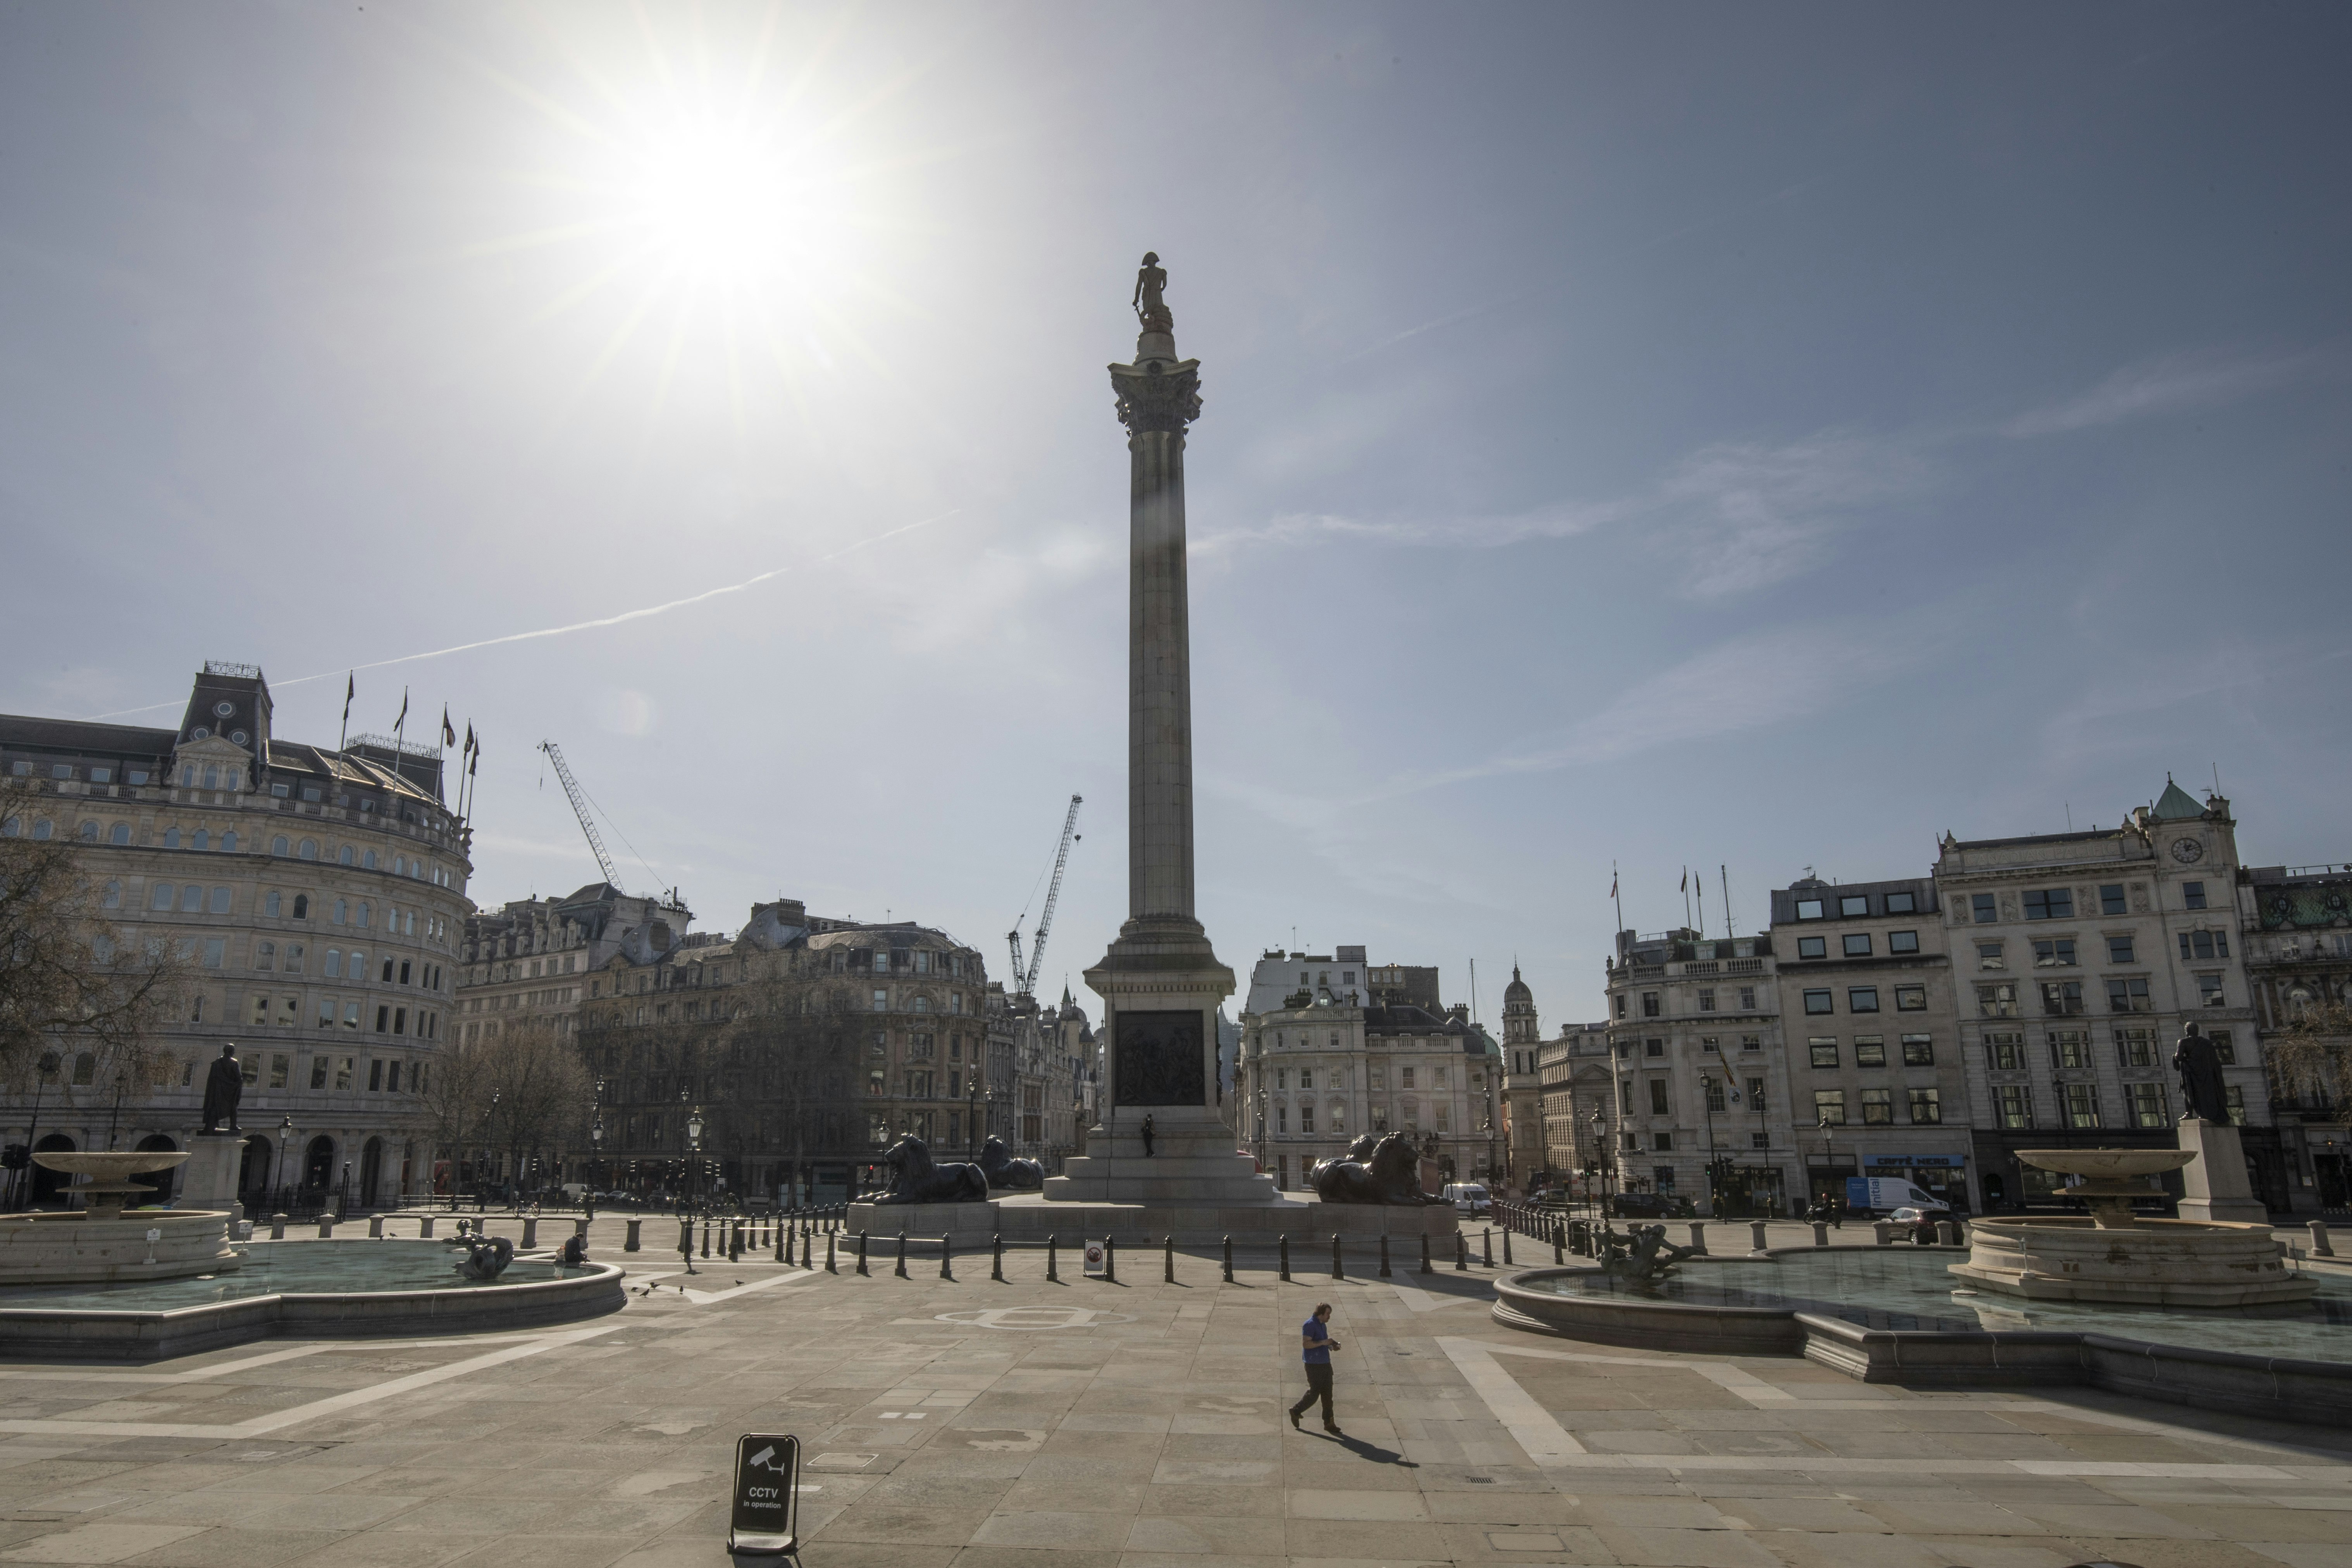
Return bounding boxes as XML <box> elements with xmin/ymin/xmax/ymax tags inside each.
<box><xmin>0</xmin><ymin>1145</ymin><xmax>28</xmax><ymax>1171</ymax></box>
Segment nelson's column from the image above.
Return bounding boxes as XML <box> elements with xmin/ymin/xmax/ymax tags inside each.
<box><xmin>1045</xmin><ymin>255</ymin><xmax>1275</xmax><ymax>1205</ymax></box>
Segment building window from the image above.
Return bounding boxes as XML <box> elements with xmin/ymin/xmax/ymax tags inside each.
<box><xmin>1641</xmin><ymin>992</ymin><xmax>1660</xmax><ymax>1017</ymax></box>
<box><xmin>1977</xmin><ymin>983</ymin><xmax>2018</xmax><ymax>1018</ymax></box>
<box><xmin>1893</xmin><ymin>984</ymin><xmax>1926</xmax><ymax>1011</ymax></box>
<box><xmin>2040</xmin><ymin>980</ymin><xmax>2084</xmax><ymax>1016</ymax></box>
<box><xmin>2182</xmin><ymin>881</ymin><xmax>2207</xmax><ymax>911</ymax></box>
<box><xmin>1901</xmin><ymin>1033</ymin><xmax>1934</xmax><ymax>1066</ymax></box>
<box><xmin>2099</xmin><ymin>883</ymin><xmax>2127</xmax><ymax>915</ymax></box>
<box><xmin>2179</xmin><ymin>929</ymin><xmax>2230</xmax><ymax>961</ymax></box>
<box><xmin>2048</xmin><ymin>1030</ymin><xmax>2088</xmax><ymax>1069</ymax></box>
<box><xmin>1298</xmin><ymin>1104</ymin><xmax>1315</xmax><ymax>1134</ymax></box>
<box><xmin>1642</xmin><ymin>1041</ymin><xmax>1662</xmax><ymax>1059</ymax></box>
<box><xmin>1887</xmin><ymin>930</ymin><xmax>1919</xmax><ymax>956</ymax></box>
<box><xmin>1813</xmin><ymin>1089</ymin><xmax>1847</xmax><ymax>1126</ymax></box>
<box><xmin>2196</xmin><ymin>972</ymin><xmax>2226</xmax><ymax>1007</ymax></box>
<box><xmin>1971</xmin><ymin>894</ymin><xmax>1997</xmax><ymax>923</ymax></box>
<box><xmin>2023</xmin><ymin>888</ymin><xmax>2073</xmax><ymax>921</ymax></box>
<box><xmin>2033</xmin><ymin>938</ymin><xmax>2077</xmax><ymax>967</ymax></box>
<box><xmin>1840</xmin><ymin>895</ymin><xmax>1868</xmax><ymax>917</ymax></box>
<box><xmin>2063</xmin><ymin>1082</ymin><xmax>2101</xmax><ymax>1129</ymax></box>
<box><xmin>1860</xmin><ymin>1087</ymin><xmax>1892</xmax><ymax>1125</ymax></box>
<box><xmin>1987</xmin><ymin>1031</ymin><xmax>2025</xmax><ymax>1071</ymax></box>
<box><xmin>1740</xmin><ymin>1033</ymin><xmax>1760</xmax><ymax>1052</ymax></box>
<box><xmin>110</xmin><ymin>823</ymin><xmax>131</xmax><ymax>845</ymax></box>
<box><xmin>1648</xmin><ymin>1079</ymin><xmax>1669</xmax><ymax>1115</ymax></box>
<box><xmin>1977</xmin><ymin>942</ymin><xmax>2004</xmax><ymax>970</ymax></box>
<box><xmin>2224</xmin><ymin>1084</ymin><xmax>2245</xmax><ymax>1126</ymax></box>
<box><xmin>1841</xmin><ymin>933</ymin><xmax>1871</xmax><ymax>958</ymax></box>
<box><xmin>1703</xmin><ymin>1078</ymin><xmax>1726</xmax><ymax>1113</ymax></box>
<box><xmin>1700</xmin><ymin>1035</ymin><xmax>1719</xmax><ymax>1053</ymax></box>
<box><xmin>1996</xmin><ymin>1085</ymin><xmax>2032</xmax><ymax>1129</ymax></box>
<box><xmin>1739</xmin><ymin>986</ymin><xmax>1756</xmax><ymax>1010</ymax></box>
<box><xmin>1698</xmin><ymin>988</ymin><xmax>1716</xmax><ymax>1012</ymax></box>
<box><xmin>102</xmin><ymin>879</ymin><xmax>121</xmax><ymax>909</ymax></box>
<box><xmin>2125</xmin><ymin>1082</ymin><xmax>2168</xmax><ymax>1128</ymax></box>
<box><xmin>1886</xmin><ymin>890</ymin><xmax>1917</xmax><ymax>914</ymax></box>
<box><xmin>1809</xmin><ymin>1037</ymin><xmax>1839</xmax><ymax>1068</ymax></box>
<box><xmin>2106</xmin><ymin>935</ymin><xmax>2135</xmax><ymax>964</ymax></box>
<box><xmin>1796</xmin><ymin>897</ymin><xmax>1825</xmax><ymax>920</ymax></box>
<box><xmin>256</xmin><ymin>941</ymin><xmax>275</xmax><ymax>971</ymax></box>
<box><xmin>2105</xmin><ymin>977</ymin><xmax>2152</xmax><ymax>1014</ymax></box>
<box><xmin>1907</xmin><ymin>1088</ymin><xmax>1942</xmax><ymax>1125</ymax></box>
<box><xmin>1803</xmin><ymin>989</ymin><xmax>1834</xmax><ymax>1015</ymax></box>
<box><xmin>2211</xmin><ymin>1028</ymin><xmax>2236</xmax><ymax>1065</ymax></box>
<box><xmin>1797</xmin><ymin>936</ymin><xmax>1827</xmax><ymax>960</ymax></box>
<box><xmin>2115</xmin><ymin>1028</ymin><xmax>2156</xmax><ymax>1069</ymax></box>
<box><xmin>1746</xmin><ymin>1076</ymin><xmax>1767</xmax><ymax>1111</ymax></box>
<box><xmin>1853</xmin><ymin>1036</ymin><xmax>1885</xmax><ymax>1068</ymax></box>
<box><xmin>873</xmin><ymin>988</ymin><xmax>888</xmax><ymax>1011</ymax></box>
<box><xmin>1848</xmin><ymin>986</ymin><xmax>1880</xmax><ymax>1013</ymax></box>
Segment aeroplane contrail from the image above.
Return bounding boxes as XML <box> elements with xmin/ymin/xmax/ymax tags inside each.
<box><xmin>83</xmin><ymin>509</ymin><xmax>962</xmax><ymax>721</ymax></box>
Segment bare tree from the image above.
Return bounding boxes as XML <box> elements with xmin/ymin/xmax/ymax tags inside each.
<box><xmin>721</xmin><ymin>972</ymin><xmax>859</xmax><ymax>1203</ymax></box>
<box><xmin>0</xmin><ymin>783</ymin><xmax>186</xmax><ymax>1089</ymax></box>
<box><xmin>477</xmin><ymin>1018</ymin><xmax>596</xmax><ymax>1189</ymax></box>
<box><xmin>2269</xmin><ymin>997</ymin><xmax>2352</xmax><ymax>1127</ymax></box>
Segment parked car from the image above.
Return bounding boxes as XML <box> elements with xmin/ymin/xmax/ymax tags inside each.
<box><xmin>1887</xmin><ymin>1204</ymin><xmax>1951</xmax><ymax>1243</ymax></box>
<box><xmin>1443</xmin><ymin>1182</ymin><xmax>1492</xmax><ymax>1216</ymax></box>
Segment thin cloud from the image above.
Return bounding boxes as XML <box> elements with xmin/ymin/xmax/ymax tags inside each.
<box><xmin>2002</xmin><ymin>346</ymin><xmax>2321</xmax><ymax>437</ymax></box>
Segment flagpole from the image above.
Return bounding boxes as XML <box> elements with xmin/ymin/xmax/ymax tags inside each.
<box><xmin>1681</xmin><ymin>867</ymin><xmax>1692</xmax><ymax>933</ymax></box>
<box><xmin>1721</xmin><ymin>864</ymin><xmax>1734</xmax><ymax>940</ymax></box>
<box><xmin>338</xmin><ymin>672</ymin><xmax>353</xmax><ymax>752</ymax></box>
<box><xmin>1611</xmin><ymin>861</ymin><xmax>1624</xmax><ymax>945</ymax></box>
<box><xmin>1695</xmin><ymin>871</ymin><xmax>1706</xmax><ymax>942</ymax></box>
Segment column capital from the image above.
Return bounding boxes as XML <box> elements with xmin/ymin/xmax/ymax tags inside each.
<box><xmin>1109</xmin><ymin>357</ymin><xmax>1202</xmax><ymax>436</ymax></box>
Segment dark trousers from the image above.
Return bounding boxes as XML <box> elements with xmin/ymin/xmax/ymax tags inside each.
<box><xmin>1289</xmin><ymin>1362</ymin><xmax>1335</xmax><ymax>1426</ymax></box>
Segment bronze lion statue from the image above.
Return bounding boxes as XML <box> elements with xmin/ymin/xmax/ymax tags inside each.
<box><xmin>871</xmin><ymin>1135</ymin><xmax>989</xmax><ymax>1205</ymax></box>
<box><xmin>977</xmin><ymin>1136</ymin><xmax>1044</xmax><ymax>1191</ymax></box>
<box><xmin>1307</xmin><ymin>1130</ymin><xmax>1435</xmax><ymax>1205</ymax></box>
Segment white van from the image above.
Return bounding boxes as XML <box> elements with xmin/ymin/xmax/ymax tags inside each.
<box><xmin>1443</xmin><ymin>1182</ymin><xmax>1491</xmax><ymax>1216</ymax></box>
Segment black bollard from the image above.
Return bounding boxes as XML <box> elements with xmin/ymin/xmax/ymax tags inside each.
<box><xmin>1379</xmin><ymin>1236</ymin><xmax>1393</xmax><ymax>1279</ymax></box>
<box><xmin>1455</xmin><ymin>1232</ymin><xmax>1469</xmax><ymax>1272</ymax></box>
<box><xmin>940</xmin><ymin>1236</ymin><xmax>953</xmax><ymax>1280</ymax></box>
<box><xmin>1164</xmin><ymin>1234</ymin><xmax>1176</xmax><ymax>1284</ymax></box>
<box><xmin>1503</xmin><ymin>1227</ymin><xmax>1513</xmax><ymax>1266</ymax></box>
<box><xmin>826</xmin><ymin>1232</ymin><xmax>837</xmax><ymax>1273</ymax></box>
<box><xmin>701</xmin><ymin>1219</ymin><xmax>711</xmax><ymax>1259</ymax></box>
<box><xmin>1222</xmin><ymin>1234</ymin><xmax>1234</xmax><ymax>1283</ymax></box>
<box><xmin>1104</xmin><ymin>1235</ymin><xmax>1116</xmax><ymax>1284</ymax></box>
<box><xmin>857</xmin><ymin>1229</ymin><xmax>870</xmax><ymax>1276</ymax></box>
<box><xmin>1482</xmin><ymin>1227</ymin><xmax>1493</xmax><ymax>1268</ymax></box>
<box><xmin>1279</xmin><ymin>1233</ymin><xmax>1291</xmax><ymax>1282</ymax></box>
<box><xmin>895</xmin><ymin>1231</ymin><xmax>909</xmax><ymax>1279</ymax></box>
<box><xmin>992</xmin><ymin>1233</ymin><xmax>1005</xmax><ymax>1282</ymax></box>
<box><xmin>1046</xmin><ymin>1234</ymin><xmax>1059</xmax><ymax>1283</ymax></box>
<box><xmin>774</xmin><ymin>1224</ymin><xmax>785</xmax><ymax>1264</ymax></box>
<box><xmin>1331</xmin><ymin>1233</ymin><xmax>1344</xmax><ymax>1281</ymax></box>
<box><xmin>730</xmin><ymin>1223</ymin><xmax>742</xmax><ymax>1263</ymax></box>
<box><xmin>1419</xmin><ymin>1232</ymin><xmax>1434</xmax><ymax>1277</ymax></box>
<box><xmin>1553</xmin><ymin>1223</ymin><xmax>1565</xmax><ymax>1266</ymax></box>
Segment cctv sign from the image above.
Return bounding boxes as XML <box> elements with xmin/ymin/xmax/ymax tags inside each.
<box><xmin>727</xmin><ymin>1433</ymin><xmax>800</xmax><ymax>1556</ymax></box>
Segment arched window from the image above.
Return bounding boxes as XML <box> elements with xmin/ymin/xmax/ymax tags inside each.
<box><xmin>298</xmin><ymin>838</ymin><xmax>317</xmax><ymax>860</ymax></box>
<box><xmin>102</xmin><ymin>880</ymin><xmax>122</xmax><ymax>909</ymax></box>
<box><xmin>151</xmin><ymin>882</ymin><xmax>174</xmax><ymax>911</ymax></box>
<box><xmin>164</xmin><ymin>826</ymin><xmax>181</xmax><ymax>848</ymax></box>
<box><xmin>364</xmin><ymin>850</ymin><xmax>378</xmax><ymax>870</ymax></box>
<box><xmin>332</xmin><ymin>898</ymin><xmax>346</xmax><ymax>924</ymax></box>
<box><xmin>272</xmin><ymin>835</ymin><xmax>288</xmax><ymax>855</ymax></box>
<box><xmin>339</xmin><ymin>845</ymin><xmax>353</xmax><ymax>865</ymax></box>
<box><xmin>72</xmin><ymin>1052</ymin><xmax>96</xmax><ymax>1086</ymax></box>
<box><xmin>255</xmin><ymin>941</ymin><xmax>275</xmax><ymax>971</ymax></box>
<box><xmin>110</xmin><ymin>823</ymin><xmax>130</xmax><ymax>845</ymax></box>
<box><xmin>292</xmin><ymin>894</ymin><xmax>310</xmax><ymax>919</ymax></box>
<box><xmin>195</xmin><ymin>829</ymin><xmax>212</xmax><ymax>851</ymax></box>
<box><xmin>180</xmin><ymin>884</ymin><xmax>203</xmax><ymax>911</ymax></box>
<box><xmin>355</xmin><ymin>902</ymin><xmax>370</xmax><ymax>928</ymax></box>
<box><xmin>0</xmin><ymin>816</ymin><xmax>16</xmax><ymax>836</ymax></box>
<box><xmin>208</xmin><ymin>887</ymin><xmax>231</xmax><ymax>914</ymax></box>
<box><xmin>78</xmin><ymin>820</ymin><xmax>98</xmax><ymax>842</ymax></box>
<box><xmin>394</xmin><ymin>855</ymin><xmax>406</xmax><ymax>876</ymax></box>
<box><xmin>32</xmin><ymin>819</ymin><xmax>52</xmax><ymax>840</ymax></box>
<box><xmin>202</xmin><ymin>765</ymin><xmax>219</xmax><ymax>790</ymax></box>
<box><xmin>324</xmin><ymin>948</ymin><xmax>341</xmax><ymax>978</ymax></box>
<box><xmin>265</xmin><ymin>890</ymin><xmax>281</xmax><ymax>917</ymax></box>
<box><xmin>221</xmin><ymin>830</ymin><xmax>237</xmax><ymax>853</ymax></box>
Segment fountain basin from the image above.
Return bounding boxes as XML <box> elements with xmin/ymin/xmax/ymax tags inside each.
<box><xmin>1949</xmin><ymin>1215</ymin><xmax>2312</xmax><ymax>1307</ymax></box>
<box><xmin>0</xmin><ymin>1209</ymin><xmax>243</xmax><ymax>1285</ymax></box>
<box><xmin>2012</xmin><ymin>1148</ymin><xmax>2196</xmax><ymax>1181</ymax></box>
<box><xmin>0</xmin><ymin>1239</ymin><xmax>626</xmax><ymax>1360</ymax></box>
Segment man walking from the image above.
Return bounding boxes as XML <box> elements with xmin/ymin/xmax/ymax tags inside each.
<box><xmin>1288</xmin><ymin>1303</ymin><xmax>1343</xmax><ymax>1434</ymax></box>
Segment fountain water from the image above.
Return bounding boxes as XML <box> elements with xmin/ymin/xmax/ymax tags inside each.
<box><xmin>0</xmin><ymin>1151</ymin><xmax>243</xmax><ymax>1285</ymax></box>
<box><xmin>1949</xmin><ymin>1148</ymin><xmax>2312</xmax><ymax>1308</ymax></box>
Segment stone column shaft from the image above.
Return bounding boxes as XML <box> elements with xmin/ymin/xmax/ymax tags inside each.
<box><xmin>1128</xmin><ymin>427</ymin><xmax>1195</xmax><ymax>921</ymax></box>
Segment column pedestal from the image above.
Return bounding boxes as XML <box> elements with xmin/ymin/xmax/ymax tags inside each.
<box><xmin>2178</xmin><ymin>1117</ymin><xmax>2268</xmax><ymax>1224</ymax></box>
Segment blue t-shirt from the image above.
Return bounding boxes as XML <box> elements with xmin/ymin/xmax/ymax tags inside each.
<box><xmin>1301</xmin><ymin>1316</ymin><xmax>1331</xmax><ymax>1365</ymax></box>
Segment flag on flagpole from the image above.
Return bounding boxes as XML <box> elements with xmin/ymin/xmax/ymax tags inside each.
<box><xmin>394</xmin><ymin>687</ymin><xmax>408</xmax><ymax>731</ymax></box>
<box><xmin>1609</xmin><ymin>871</ymin><xmax>1617</xmax><ymax>898</ymax></box>
<box><xmin>463</xmin><ymin>723</ymin><xmax>475</xmax><ymax>757</ymax></box>
<box><xmin>1680</xmin><ymin>867</ymin><xmax>1688</xmax><ymax>893</ymax></box>
<box><xmin>441</xmin><ymin>706</ymin><xmax>456</xmax><ymax>749</ymax></box>
<box><xmin>341</xmin><ymin>674</ymin><xmax>355</xmax><ymax>725</ymax></box>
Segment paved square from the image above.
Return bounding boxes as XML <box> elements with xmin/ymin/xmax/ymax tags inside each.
<box><xmin>0</xmin><ymin>1219</ymin><xmax>2347</xmax><ymax>1568</ymax></box>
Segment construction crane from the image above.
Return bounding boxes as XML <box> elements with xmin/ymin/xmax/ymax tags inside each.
<box><xmin>537</xmin><ymin>740</ymin><xmax>620</xmax><ymax>889</ymax></box>
<box><xmin>1007</xmin><ymin>794</ymin><xmax>1082</xmax><ymax>998</ymax></box>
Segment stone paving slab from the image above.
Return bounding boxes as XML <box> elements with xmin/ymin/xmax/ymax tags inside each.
<box><xmin>0</xmin><ymin>1215</ymin><xmax>2345</xmax><ymax>1565</ymax></box>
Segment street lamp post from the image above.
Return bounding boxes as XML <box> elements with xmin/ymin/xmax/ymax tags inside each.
<box><xmin>271</xmin><ymin>1114</ymin><xmax>291</xmax><ymax>1209</ymax></box>
<box><xmin>686</xmin><ymin>1106</ymin><xmax>705</xmax><ymax>1213</ymax></box>
<box><xmin>967</xmin><ymin>1077</ymin><xmax>980</xmax><ymax>1162</ymax></box>
<box><xmin>1698</xmin><ymin>1072</ymin><xmax>1720</xmax><ymax>1218</ymax></box>
<box><xmin>14</xmin><ymin>1051</ymin><xmax>61</xmax><ymax>1208</ymax></box>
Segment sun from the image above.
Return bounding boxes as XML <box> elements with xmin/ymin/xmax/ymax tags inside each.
<box><xmin>621</xmin><ymin>115</ymin><xmax>827</xmax><ymax>287</ymax></box>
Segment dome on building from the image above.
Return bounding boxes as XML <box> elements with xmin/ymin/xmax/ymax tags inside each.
<box><xmin>1503</xmin><ymin>964</ymin><xmax>1534</xmax><ymax>1010</ymax></box>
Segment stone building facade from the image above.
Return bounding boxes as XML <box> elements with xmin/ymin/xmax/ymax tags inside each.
<box><xmin>1500</xmin><ymin>966</ymin><xmax>1544</xmax><ymax>1192</ymax></box>
<box><xmin>572</xmin><ymin>904</ymin><xmax>993</xmax><ymax>1202</ymax></box>
<box><xmin>2236</xmin><ymin>861</ymin><xmax>2352</xmax><ymax>1211</ymax></box>
<box><xmin>456</xmin><ymin>883</ymin><xmax>692</xmax><ymax>1048</ymax></box>
<box><xmin>0</xmin><ymin>663</ymin><xmax>470</xmax><ymax>1210</ymax></box>
<box><xmin>1603</xmin><ymin>928</ymin><xmax>1794</xmax><ymax>1216</ymax></box>
<box><xmin>1768</xmin><ymin>875</ymin><xmax>1971</xmax><ymax>1212</ymax></box>
<box><xmin>1538</xmin><ymin>1020</ymin><xmax>1612</xmax><ymax>1192</ymax></box>
<box><xmin>1934</xmin><ymin>782</ymin><xmax>2276</xmax><ymax>1212</ymax></box>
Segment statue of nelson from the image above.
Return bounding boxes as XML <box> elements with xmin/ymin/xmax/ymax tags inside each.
<box><xmin>200</xmin><ymin>1043</ymin><xmax>244</xmax><ymax>1134</ymax></box>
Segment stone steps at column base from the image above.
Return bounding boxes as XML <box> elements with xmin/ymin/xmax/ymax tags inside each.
<box><xmin>841</xmin><ymin>1195</ymin><xmax>1460</xmax><ymax>1244</ymax></box>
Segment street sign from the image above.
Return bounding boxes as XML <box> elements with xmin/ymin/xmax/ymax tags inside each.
<box><xmin>727</xmin><ymin>1432</ymin><xmax>800</xmax><ymax>1556</ymax></box>
<box><xmin>1082</xmin><ymin>1239</ymin><xmax>1107</xmax><ymax>1277</ymax></box>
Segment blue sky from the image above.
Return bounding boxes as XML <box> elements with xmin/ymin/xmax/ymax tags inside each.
<box><xmin>3</xmin><ymin>3</ymin><xmax>2347</xmax><ymax>1029</ymax></box>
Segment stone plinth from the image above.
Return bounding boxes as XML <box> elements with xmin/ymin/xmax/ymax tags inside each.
<box><xmin>175</xmin><ymin>1134</ymin><xmax>246</xmax><ymax>1227</ymax></box>
<box><xmin>2177</xmin><ymin>1116</ymin><xmax>2269</xmax><ymax>1224</ymax></box>
<box><xmin>1947</xmin><ymin>1216</ymin><xmax>2311</xmax><ymax>1307</ymax></box>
